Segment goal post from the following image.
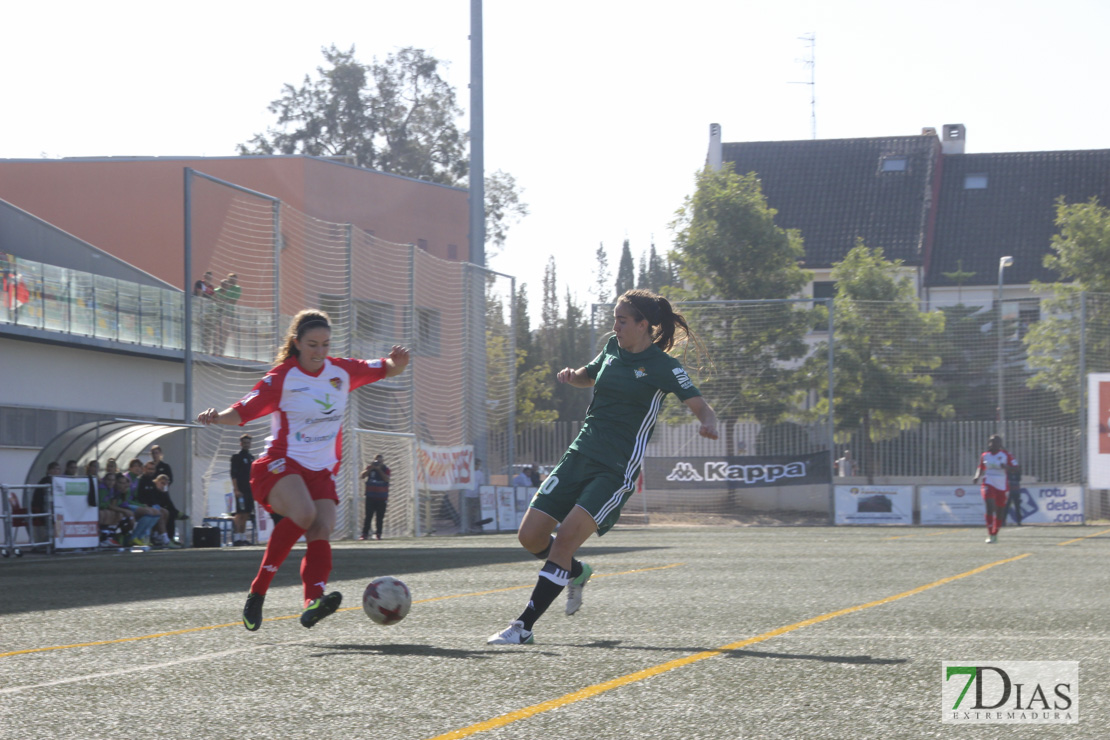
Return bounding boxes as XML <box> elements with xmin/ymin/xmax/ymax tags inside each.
<box><xmin>353</xmin><ymin>429</ymin><xmax>417</xmax><ymax>539</ymax></box>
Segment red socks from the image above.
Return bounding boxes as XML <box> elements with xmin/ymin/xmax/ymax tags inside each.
<box><xmin>300</xmin><ymin>539</ymin><xmax>333</xmax><ymax>605</ymax></box>
<box><xmin>249</xmin><ymin>517</ymin><xmax>306</xmax><ymax>595</ymax></box>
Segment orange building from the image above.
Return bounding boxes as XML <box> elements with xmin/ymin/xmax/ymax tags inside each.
<box><xmin>0</xmin><ymin>155</ymin><xmax>470</xmax><ymax>288</ymax></box>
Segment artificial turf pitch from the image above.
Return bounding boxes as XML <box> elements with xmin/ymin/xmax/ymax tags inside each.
<box><xmin>1</xmin><ymin>525</ymin><xmax>1107</xmax><ymax>739</ymax></box>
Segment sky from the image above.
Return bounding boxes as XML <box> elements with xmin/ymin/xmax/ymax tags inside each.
<box><xmin>3</xmin><ymin>0</ymin><xmax>1109</xmax><ymax>323</ymax></box>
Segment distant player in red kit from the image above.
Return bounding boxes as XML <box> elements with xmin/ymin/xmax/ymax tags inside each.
<box><xmin>197</xmin><ymin>309</ymin><xmax>410</xmax><ymax>630</ymax></box>
<box><xmin>972</xmin><ymin>434</ymin><xmax>1018</xmax><ymax>544</ymax></box>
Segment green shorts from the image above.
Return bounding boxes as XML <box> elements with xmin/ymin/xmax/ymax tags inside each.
<box><xmin>529</xmin><ymin>449</ymin><xmax>637</xmax><ymax>536</ymax></box>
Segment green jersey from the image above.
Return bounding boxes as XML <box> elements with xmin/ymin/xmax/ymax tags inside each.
<box><xmin>569</xmin><ymin>335</ymin><xmax>701</xmax><ymax>474</ymax></box>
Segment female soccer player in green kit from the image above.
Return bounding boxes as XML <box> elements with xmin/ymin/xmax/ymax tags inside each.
<box><xmin>488</xmin><ymin>289</ymin><xmax>718</xmax><ymax>644</ymax></box>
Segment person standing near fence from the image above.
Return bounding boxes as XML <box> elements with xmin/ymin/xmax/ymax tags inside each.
<box><xmin>488</xmin><ymin>289</ymin><xmax>718</xmax><ymax>645</ymax></box>
<box><xmin>230</xmin><ymin>434</ymin><xmax>255</xmax><ymax>546</ymax></box>
<box><xmin>196</xmin><ymin>309</ymin><xmax>410</xmax><ymax>632</ymax></box>
<box><xmin>359</xmin><ymin>454</ymin><xmax>390</xmax><ymax>541</ymax></box>
<box><xmin>972</xmin><ymin>434</ymin><xmax>1018</xmax><ymax>544</ymax></box>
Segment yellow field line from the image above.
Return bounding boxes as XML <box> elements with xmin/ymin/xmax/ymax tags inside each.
<box><xmin>882</xmin><ymin>529</ymin><xmax>969</xmax><ymax>541</ymax></box>
<box><xmin>0</xmin><ymin>563</ymin><xmax>683</xmax><ymax>658</ymax></box>
<box><xmin>1055</xmin><ymin>527</ymin><xmax>1110</xmax><ymax>546</ymax></box>
<box><xmin>427</xmin><ymin>553</ymin><xmax>1031</xmax><ymax>740</ymax></box>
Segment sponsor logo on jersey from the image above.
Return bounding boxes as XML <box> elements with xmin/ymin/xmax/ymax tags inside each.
<box><xmin>295</xmin><ymin>431</ymin><xmax>338</xmax><ymax>444</ymax></box>
<box><xmin>268</xmin><ymin>458</ymin><xmax>286</xmax><ymax>474</ymax></box>
<box><xmin>314</xmin><ymin>393</ymin><xmax>337</xmax><ymax>414</ymax></box>
<box><xmin>329</xmin><ymin>377</ymin><xmax>343</xmax><ymax>390</ymax></box>
<box><xmin>672</xmin><ymin>367</ymin><xmax>693</xmax><ymax>389</ymax></box>
<box><xmin>634</xmin><ymin>366</ymin><xmax>648</xmax><ymax>378</ymax></box>
<box><xmin>289</xmin><ymin>386</ymin><xmax>310</xmax><ymax>393</ymax></box>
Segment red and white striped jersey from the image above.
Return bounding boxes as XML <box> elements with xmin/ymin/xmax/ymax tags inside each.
<box><xmin>232</xmin><ymin>356</ymin><xmax>388</xmax><ymax>472</ymax></box>
<box><xmin>977</xmin><ymin>449</ymin><xmax>1016</xmax><ymax>490</ymax></box>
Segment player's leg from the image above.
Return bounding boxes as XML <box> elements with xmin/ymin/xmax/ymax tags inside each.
<box><xmin>299</xmin><ymin>475</ymin><xmax>343</xmax><ymax>628</ymax></box>
<box><xmin>243</xmin><ymin>473</ymin><xmax>313</xmax><ymax>630</ymax></box>
<box><xmin>517</xmin><ymin>506</ymin><xmax>597</xmax><ymax>626</ymax></box>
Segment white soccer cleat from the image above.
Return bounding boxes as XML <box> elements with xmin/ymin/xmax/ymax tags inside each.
<box><xmin>487</xmin><ymin>620</ymin><xmax>534</xmax><ymax>645</ymax></box>
<box><xmin>565</xmin><ymin>562</ymin><xmax>593</xmax><ymax>616</ymax></box>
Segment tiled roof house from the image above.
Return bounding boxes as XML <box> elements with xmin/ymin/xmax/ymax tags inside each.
<box><xmin>710</xmin><ymin>123</ymin><xmax>1110</xmax><ymax>309</ymax></box>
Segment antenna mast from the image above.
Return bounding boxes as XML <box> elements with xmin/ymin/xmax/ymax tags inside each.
<box><xmin>790</xmin><ymin>33</ymin><xmax>816</xmax><ymax>139</ymax></box>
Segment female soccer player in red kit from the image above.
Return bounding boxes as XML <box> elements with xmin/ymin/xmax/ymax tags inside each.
<box><xmin>972</xmin><ymin>434</ymin><xmax>1018</xmax><ymax>544</ymax></box>
<box><xmin>197</xmin><ymin>310</ymin><xmax>410</xmax><ymax>630</ymax></box>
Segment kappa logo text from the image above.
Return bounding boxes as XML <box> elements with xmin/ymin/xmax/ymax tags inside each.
<box><xmin>665</xmin><ymin>460</ymin><xmax>807</xmax><ymax>484</ymax></box>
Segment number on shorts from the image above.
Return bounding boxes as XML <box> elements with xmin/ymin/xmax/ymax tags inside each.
<box><xmin>538</xmin><ymin>474</ymin><xmax>558</xmax><ymax>494</ymax></box>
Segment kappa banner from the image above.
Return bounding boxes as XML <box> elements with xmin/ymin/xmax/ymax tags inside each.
<box><xmin>416</xmin><ymin>444</ymin><xmax>475</xmax><ymax>491</ymax></box>
<box><xmin>52</xmin><ymin>476</ymin><xmax>99</xmax><ymax>549</ymax></box>
<box><xmin>643</xmin><ymin>452</ymin><xmax>831</xmax><ymax>489</ymax></box>
<box><xmin>1087</xmin><ymin>373</ymin><xmax>1110</xmax><ymax>488</ymax></box>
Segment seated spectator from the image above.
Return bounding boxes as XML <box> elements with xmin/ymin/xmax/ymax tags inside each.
<box><xmin>104</xmin><ymin>458</ymin><xmax>119</xmax><ymax>476</ymax></box>
<box><xmin>137</xmin><ymin>466</ymin><xmax>180</xmax><ymax>547</ymax></box>
<box><xmin>97</xmin><ymin>473</ymin><xmax>132</xmax><ymax>547</ymax></box>
<box><xmin>124</xmin><ymin>459</ymin><xmax>144</xmax><ymax>492</ymax></box>
<box><xmin>111</xmin><ymin>473</ymin><xmax>161</xmax><ymax>546</ymax></box>
<box><xmin>64</xmin><ymin>459</ymin><xmax>78</xmax><ymax>476</ymax></box>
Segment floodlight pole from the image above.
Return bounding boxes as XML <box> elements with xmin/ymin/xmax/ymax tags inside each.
<box><xmin>468</xmin><ymin>0</ymin><xmax>485</xmax><ymax>268</ymax></box>
<box><xmin>997</xmin><ymin>256</ymin><xmax>1013</xmax><ymax>428</ymax></box>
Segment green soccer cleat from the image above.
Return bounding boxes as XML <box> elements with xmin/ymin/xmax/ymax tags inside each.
<box><xmin>243</xmin><ymin>592</ymin><xmax>265</xmax><ymax>632</ymax></box>
<box><xmin>300</xmin><ymin>591</ymin><xmax>343</xmax><ymax>628</ymax></box>
<box><xmin>565</xmin><ymin>562</ymin><xmax>593</xmax><ymax>616</ymax></box>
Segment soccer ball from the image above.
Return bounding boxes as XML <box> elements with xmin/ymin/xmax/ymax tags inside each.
<box><xmin>362</xmin><ymin>576</ymin><xmax>411</xmax><ymax>625</ymax></box>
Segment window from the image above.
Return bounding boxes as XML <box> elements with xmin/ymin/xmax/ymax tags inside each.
<box><xmin>964</xmin><ymin>173</ymin><xmax>988</xmax><ymax>189</ymax></box>
<box><xmin>416</xmin><ymin>307</ymin><xmax>441</xmax><ymax>357</ymax></box>
<box><xmin>1018</xmin><ymin>300</ymin><xmax>1040</xmax><ymax>339</ymax></box>
<box><xmin>880</xmin><ymin>156</ymin><xmax>908</xmax><ymax>172</ymax></box>
<box><xmin>812</xmin><ymin>281</ymin><xmax>836</xmax><ymax>301</ymax></box>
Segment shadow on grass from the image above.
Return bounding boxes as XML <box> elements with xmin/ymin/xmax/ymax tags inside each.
<box><xmin>571</xmin><ymin>639</ymin><xmax>906</xmax><ymax>665</ymax></box>
<box><xmin>0</xmin><ymin>544</ymin><xmax>664</xmax><ymax>616</ymax></box>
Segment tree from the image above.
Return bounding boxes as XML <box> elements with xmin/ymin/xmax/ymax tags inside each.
<box><xmin>636</xmin><ymin>252</ymin><xmax>649</xmax><ymax>290</ymax></box>
<box><xmin>484</xmin><ymin>170</ymin><xmax>529</xmax><ymax>258</ymax></box>
<box><xmin>1025</xmin><ymin>197</ymin><xmax>1110</xmax><ymax>413</ymax></box>
<box><xmin>615</xmin><ymin>239</ymin><xmax>635</xmax><ymax>297</ymax></box>
<box><xmin>486</xmin><ymin>280</ymin><xmax>555</xmax><ymax>426</ymax></box>
<box><xmin>646</xmin><ymin>241</ymin><xmax>671</xmax><ymax>292</ymax></box>
<box><xmin>811</xmin><ymin>242</ymin><xmax>950</xmax><ymax>476</ymax></box>
<box><xmin>669</xmin><ymin>165</ymin><xmax>816</xmax><ymax>453</ymax></box>
<box><xmin>239</xmin><ymin>45</ymin><xmax>527</xmax><ymax>251</ymax></box>
<box><xmin>593</xmin><ymin>244</ymin><xmax>611</xmax><ymax>304</ymax></box>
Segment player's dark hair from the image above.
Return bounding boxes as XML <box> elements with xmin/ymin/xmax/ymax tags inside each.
<box><xmin>616</xmin><ymin>289</ymin><xmax>710</xmax><ymax>369</ymax></box>
<box><xmin>276</xmin><ymin>309</ymin><xmax>331</xmax><ymax>365</ymax></box>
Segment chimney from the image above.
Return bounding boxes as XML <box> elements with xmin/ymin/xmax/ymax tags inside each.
<box><xmin>941</xmin><ymin>124</ymin><xmax>966</xmax><ymax>155</ymax></box>
<box><xmin>708</xmin><ymin>123</ymin><xmax>723</xmax><ymax>170</ymax></box>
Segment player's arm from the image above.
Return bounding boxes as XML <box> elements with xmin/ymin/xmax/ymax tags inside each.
<box><xmin>972</xmin><ymin>456</ymin><xmax>984</xmax><ymax>483</ymax></box>
<box><xmin>684</xmin><ymin>396</ymin><xmax>719</xmax><ymax>439</ymax></box>
<box><xmin>557</xmin><ymin>366</ymin><xmax>594</xmax><ymax>388</ymax></box>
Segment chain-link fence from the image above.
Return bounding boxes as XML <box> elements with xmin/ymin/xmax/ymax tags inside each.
<box><xmin>185</xmin><ymin>170</ymin><xmax>514</xmax><ymax>538</ymax></box>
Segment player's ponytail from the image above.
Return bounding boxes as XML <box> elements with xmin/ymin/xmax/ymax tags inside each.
<box><xmin>275</xmin><ymin>309</ymin><xmax>331</xmax><ymax>365</ymax></box>
<box><xmin>616</xmin><ymin>290</ymin><xmax>710</xmax><ymax>368</ymax></box>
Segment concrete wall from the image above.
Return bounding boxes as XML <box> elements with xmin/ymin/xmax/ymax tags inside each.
<box><xmin>0</xmin><ymin>336</ymin><xmax>184</xmax><ymax>483</ymax></box>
